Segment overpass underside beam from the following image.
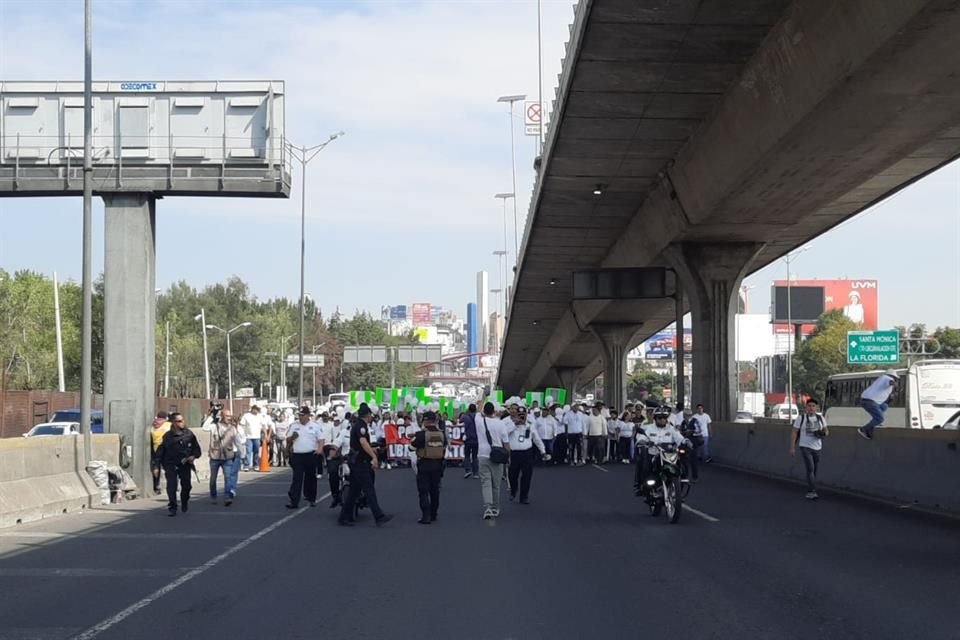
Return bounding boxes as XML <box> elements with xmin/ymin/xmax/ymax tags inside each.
<box><xmin>664</xmin><ymin>242</ymin><xmax>763</xmax><ymax>421</ymax></box>
<box><xmin>103</xmin><ymin>193</ymin><xmax>157</xmax><ymax>494</ymax></box>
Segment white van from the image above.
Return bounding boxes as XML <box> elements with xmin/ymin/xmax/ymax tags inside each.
<box><xmin>771</xmin><ymin>404</ymin><xmax>799</xmax><ymax>420</ymax></box>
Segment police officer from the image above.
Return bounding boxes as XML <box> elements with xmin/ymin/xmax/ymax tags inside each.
<box><xmin>507</xmin><ymin>406</ymin><xmax>546</xmax><ymax>504</ymax></box>
<box><xmin>156</xmin><ymin>412</ymin><xmax>202</xmax><ymax>517</ymax></box>
<box><xmin>325</xmin><ymin>414</ymin><xmax>352</xmax><ymax>508</ymax></box>
<box><xmin>409</xmin><ymin>410</ymin><xmax>447</xmax><ymax>524</ymax></box>
<box><xmin>338</xmin><ymin>403</ymin><xmax>392</xmax><ymax>526</ymax></box>
<box><xmin>285</xmin><ymin>406</ymin><xmax>324</xmax><ymax>509</ymax></box>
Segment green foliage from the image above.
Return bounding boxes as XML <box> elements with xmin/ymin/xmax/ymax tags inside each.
<box><xmin>0</xmin><ymin>271</ymin><xmax>425</xmax><ymax>397</ymax></box>
<box><xmin>793</xmin><ymin>310</ymin><xmax>867</xmax><ymax>400</ymax></box>
<box><xmin>626</xmin><ymin>360</ymin><xmax>673</xmax><ymax>404</ymax></box>
<box><xmin>933</xmin><ymin>327</ymin><xmax>960</xmax><ymax>359</ymax></box>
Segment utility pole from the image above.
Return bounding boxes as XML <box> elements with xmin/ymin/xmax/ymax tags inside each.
<box><xmin>79</xmin><ymin>0</ymin><xmax>94</xmax><ymax>465</ymax></box>
<box><xmin>163</xmin><ymin>321</ymin><xmax>170</xmax><ymax>396</ymax></box>
<box><xmin>53</xmin><ymin>272</ymin><xmax>65</xmax><ymax>393</ymax></box>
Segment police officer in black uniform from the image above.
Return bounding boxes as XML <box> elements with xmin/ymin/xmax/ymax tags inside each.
<box><xmin>409</xmin><ymin>410</ymin><xmax>447</xmax><ymax>524</ymax></box>
<box><xmin>156</xmin><ymin>412</ymin><xmax>202</xmax><ymax>517</ymax></box>
<box><xmin>338</xmin><ymin>403</ymin><xmax>393</xmax><ymax>527</ymax></box>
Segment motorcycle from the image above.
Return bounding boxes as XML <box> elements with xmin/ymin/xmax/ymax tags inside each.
<box><xmin>638</xmin><ymin>441</ymin><xmax>684</xmax><ymax>524</ymax></box>
<box><xmin>338</xmin><ymin>457</ymin><xmax>369</xmax><ymax>521</ymax></box>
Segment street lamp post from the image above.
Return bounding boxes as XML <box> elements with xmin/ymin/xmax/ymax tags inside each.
<box><xmin>279</xmin><ymin>333</ymin><xmax>296</xmax><ymax>403</ymax></box>
<box><xmin>312</xmin><ymin>342</ymin><xmax>327</xmax><ymax>407</ymax></box>
<box><xmin>496</xmin><ymin>95</ymin><xmax>525</xmax><ymax>266</ymax></box>
<box><xmin>286</xmin><ymin>132</ymin><xmax>344</xmax><ymax>407</ymax></box>
<box><xmin>79</xmin><ymin>0</ymin><xmax>94</xmax><ymax>464</ymax></box>
<box><xmin>494</xmin><ymin>192</ymin><xmax>514</xmax><ymax>298</ymax></box>
<box><xmin>783</xmin><ymin>248</ymin><xmax>811</xmax><ymax>414</ymax></box>
<box><xmin>207</xmin><ymin>322</ymin><xmax>252</xmax><ymax>412</ymax></box>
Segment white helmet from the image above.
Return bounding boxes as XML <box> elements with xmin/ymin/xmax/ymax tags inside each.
<box><xmin>885</xmin><ymin>369</ymin><xmax>900</xmax><ymax>380</ymax></box>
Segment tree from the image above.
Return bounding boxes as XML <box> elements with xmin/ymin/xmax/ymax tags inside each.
<box><xmin>626</xmin><ymin>360</ymin><xmax>673</xmax><ymax>405</ymax></box>
<box><xmin>933</xmin><ymin>327</ymin><xmax>960</xmax><ymax>359</ymax></box>
<box><xmin>793</xmin><ymin>310</ymin><xmax>866</xmax><ymax>400</ymax></box>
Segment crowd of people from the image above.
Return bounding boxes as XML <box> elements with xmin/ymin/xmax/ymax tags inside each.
<box><xmin>149</xmin><ymin>395</ymin><xmax>721</xmax><ymax>522</ymax></box>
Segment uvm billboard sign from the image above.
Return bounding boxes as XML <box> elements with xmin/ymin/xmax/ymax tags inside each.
<box><xmin>772</xmin><ymin>279</ymin><xmax>878</xmax><ymax>335</ymax></box>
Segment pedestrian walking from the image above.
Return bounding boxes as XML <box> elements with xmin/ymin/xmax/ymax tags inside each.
<box><xmin>202</xmin><ymin>407</ymin><xmax>241</xmax><ymax>506</ymax></box>
<box><xmin>339</xmin><ymin>403</ymin><xmax>393</xmax><ymax>526</ymax></box>
<box><xmin>149</xmin><ymin>411</ymin><xmax>170</xmax><ymax>495</ymax></box>
<box><xmin>507</xmin><ymin>406</ymin><xmax>545</xmax><ymax>504</ymax></box>
<box><xmin>586</xmin><ymin>403</ymin><xmax>606</xmax><ymax>464</ymax></box>
<box><xmin>462</xmin><ymin>404</ymin><xmax>479</xmax><ymax>478</ymax></box>
<box><xmin>536</xmin><ymin>405</ymin><xmax>559</xmax><ymax>465</ymax></box>
<box><xmin>617</xmin><ymin>410</ymin><xmax>634</xmax><ymax>464</ymax></box>
<box><xmin>273</xmin><ymin>410</ymin><xmax>290</xmax><ymax>467</ymax></box>
<box><xmin>239</xmin><ymin>404</ymin><xmax>263</xmax><ymax>471</ymax></box>
<box><xmin>858</xmin><ymin>370</ymin><xmax>899</xmax><ymax>440</ymax></box>
<box><xmin>409</xmin><ymin>410</ymin><xmax>447</xmax><ymax>524</ymax></box>
<box><xmin>790</xmin><ymin>398</ymin><xmax>829</xmax><ymax>499</ymax></box>
<box><xmin>156</xmin><ymin>412</ymin><xmax>201</xmax><ymax>517</ymax></box>
<box><xmin>285</xmin><ymin>406</ymin><xmax>325</xmax><ymax>509</ymax></box>
<box><xmin>478</xmin><ymin>402</ymin><xmax>510</xmax><ymax>520</ymax></box>
<box><xmin>694</xmin><ymin>403</ymin><xmax>713</xmax><ymax>462</ymax></box>
<box><xmin>562</xmin><ymin>404</ymin><xmax>585</xmax><ymax>466</ymax></box>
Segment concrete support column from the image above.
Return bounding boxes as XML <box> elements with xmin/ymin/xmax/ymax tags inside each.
<box><xmin>103</xmin><ymin>194</ymin><xmax>157</xmax><ymax>495</ymax></box>
<box><xmin>591</xmin><ymin>323</ymin><xmax>642</xmax><ymax>412</ymax></box>
<box><xmin>552</xmin><ymin>366</ymin><xmax>583</xmax><ymax>405</ymax></box>
<box><xmin>664</xmin><ymin>242</ymin><xmax>763</xmax><ymax>421</ymax></box>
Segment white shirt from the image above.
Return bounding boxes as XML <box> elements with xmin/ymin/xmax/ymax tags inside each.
<box><xmin>793</xmin><ymin>413</ymin><xmax>826</xmax><ymax>451</ymax></box>
<box><xmin>476</xmin><ymin>414</ymin><xmax>509</xmax><ymax>459</ymax></box>
<box><xmin>562</xmin><ymin>411</ymin><xmax>584</xmax><ymax>435</ymax></box>
<box><xmin>586</xmin><ymin>414</ymin><xmax>606</xmax><ymax>437</ymax></box>
<box><xmin>317</xmin><ymin>421</ymin><xmax>335</xmax><ymax>445</ymax></box>
<box><xmin>619</xmin><ymin>421</ymin><xmax>635</xmax><ymax>439</ymax></box>
<box><xmin>667</xmin><ymin>411</ymin><xmax>683</xmax><ymax>428</ymax></box>
<box><xmin>332</xmin><ymin>424</ymin><xmax>351</xmax><ymax>454</ymax></box>
<box><xmin>506</xmin><ymin>421</ymin><xmax>545</xmax><ymax>454</ymax></box>
<box><xmin>287</xmin><ymin>420</ymin><xmax>324</xmax><ymax>454</ymax></box>
<box><xmin>862</xmin><ymin>375</ymin><xmax>896</xmax><ymax>404</ymax></box>
<box><xmin>274</xmin><ymin>420</ymin><xmax>290</xmax><ymax>440</ymax></box>
<box><xmin>637</xmin><ymin>424</ymin><xmax>685</xmax><ymax>453</ymax></box>
<box><xmin>607</xmin><ymin>418</ymin><xmax>620</xmax><ymax>437</ymax></box>
<box><xmin>537</xmin><ymin>415</ymin><xmax>559</xmax><ymax>440</ymax></box>
<box><xmin>694</xmin><ymin>412</ymin><xmax>712</xmax><ymax>438</ymax></box>
<box><xmin>239</xmin><ymin>412</ymin><xmax>263</xmax><ymax>439</ymax></box>
<box><xmin>259</xmin><ymin>414</ymin><xmax>275</xmax><ymax>437</ymax></box>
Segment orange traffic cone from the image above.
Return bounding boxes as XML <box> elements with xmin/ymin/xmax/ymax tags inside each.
<box><xmin>259</xmin><ymin>438</ymin><xmax>270</xmax><ymax>472</ymax></box>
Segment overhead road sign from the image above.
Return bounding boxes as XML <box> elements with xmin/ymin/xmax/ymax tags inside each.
<box><xmin>573</xmin><ymin>268</ymin><xmax>670</xmax><ymax>300</ymax></box>
<box><xmin>285</xmin><ymin>354</ymin><xmax>325</xmax><ymax>368</ymax></box>
<box><xmin>847</xmin><ymin>330</ymin><xmax>900</xmax><ymax>364</ymax></box>
<box><xmin>343</xmin><ymin>346</ymin><xmax>389</xmax><ymax>364</ymax></box>
<box><xmin>396</xmin><ymin>345</ymin><xmax>443</xmax><ymax>363</ymax></box>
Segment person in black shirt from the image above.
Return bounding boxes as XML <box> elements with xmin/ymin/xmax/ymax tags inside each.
<box><xmin>156</xmin><ymin>412</ymin><xmax>202</xmax><ymax>517</ymax></box>
<box><xmin>461</xmin><ymin>404</ymin><xmax>479</xmax><ymax>479</ymax></box>
<box><xmin>410</xmin><ymin>410</ymin><xmax>447</xmax><ymax>524</ymax></box>
<box><xmin>338</xmin><ymin>403</ymin><xmax>392</xmax><ymax>527</ymax></box>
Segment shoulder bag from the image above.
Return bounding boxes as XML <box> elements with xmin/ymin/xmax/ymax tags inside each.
<box><xmin>483</xmin><ymin>417</ymin><xmax>509</xmax><ymax>464</ymax></box>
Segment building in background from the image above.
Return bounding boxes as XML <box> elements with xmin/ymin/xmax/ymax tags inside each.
<box><xmin>476</xmin><ymin>271</ymin><xmax>489</xmax><ymax>354</ymax></box>
<box><xmin>466</xmin><ymin>303</ymin><xmax>479</xmax><ymax>368</ymax></box>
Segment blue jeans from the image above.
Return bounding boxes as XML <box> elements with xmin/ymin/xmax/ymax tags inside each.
<box><xmin>464</xmin><ymin>440</ymin><xmax>479</xmax><ymax>476</ymax></box>
<box><xmin>210</xmin><ymin>457</ymin><xmax>238</xmax><ymax>498</ymax></box>
<box><xmin>246</xmin><ymin>438</ymin><xmax>261</xmax><ymax>468</ymax></box>
<box><xmin>861</xmin><ymin>399</ymin><xmax>887</xmax><ymax>435</ymax></box>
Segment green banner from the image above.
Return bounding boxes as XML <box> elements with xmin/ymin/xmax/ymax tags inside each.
<box><xmin>545</xmin><ymin>388</ymin><xmax>567</xmax><ymax>406</ymax></box>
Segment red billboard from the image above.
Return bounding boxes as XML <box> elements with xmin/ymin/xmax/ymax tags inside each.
<box><xmin>772</xmin><ymin>279</ymin><xmax>878</xmax><ymax>334</ymax></box>
<box><xmin>411</xmin><ymin>302</ymin><xmax>432</xmax><ymax>326</ymax></box>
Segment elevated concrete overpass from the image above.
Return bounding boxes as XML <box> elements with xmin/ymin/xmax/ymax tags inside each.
<box><xmin>498</xmin><ymin>0</ymin><xmax>960</xmax><ymax>417</ymax></box>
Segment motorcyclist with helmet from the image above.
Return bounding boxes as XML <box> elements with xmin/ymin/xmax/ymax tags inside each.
<box><xmin>634</xmin><ymin>405</ymin><xmax>685</xmax><ymax>496</ymax></box>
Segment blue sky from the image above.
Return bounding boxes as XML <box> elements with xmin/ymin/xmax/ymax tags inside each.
<box><xmin>1</xmin><ymin>0</ymin><xmax>958</xmax><ymax>329</ymax></box>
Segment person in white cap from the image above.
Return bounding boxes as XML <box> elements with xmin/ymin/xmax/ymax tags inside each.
<box><xmin>858</xmin><ymin>370</ymin><xmax>900</xmax><ymax>440</ymax></box>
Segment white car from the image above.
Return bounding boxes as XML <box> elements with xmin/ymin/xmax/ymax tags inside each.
<box><xmin>734</xmin><ymin>411</ymin><xmax>756</xmax><ymax>424</ymax></box>
<box><xmin>24</xmin><ymin>422</ymin><xmax>80</xmax><ymax>437</ymax></box>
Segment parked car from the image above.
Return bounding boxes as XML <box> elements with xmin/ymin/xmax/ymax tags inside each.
<box><xmin>24</xmin><ymin>422</ymin><xmax>80</xmax><ymax>437</ymax></box>
<box><xmin>734</xmin><ymin>411</ymin><xmax>755</xmax><ymax>424</ymax></box>
<box><xmin>45</xmin><ymin>409</ymin><xmax>104</xmax><ymax>433</ymax></box>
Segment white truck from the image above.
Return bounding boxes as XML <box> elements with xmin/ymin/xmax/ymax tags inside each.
<box><xmin>739</xmin><ymin>392</ymin><xmax>765</xmax><ymax>417</ymax></box>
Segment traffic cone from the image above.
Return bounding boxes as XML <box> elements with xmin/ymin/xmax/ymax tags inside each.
<box><xmin>259</xmin><ymin>438</ymin><xmax>270</xmax><ymax>472</ymax></box>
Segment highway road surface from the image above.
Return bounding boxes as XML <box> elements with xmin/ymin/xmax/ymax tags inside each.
<box><xmin>1</xmin><ymin>462</ymin><xmax>958</xmax><ymax>640</ymax></box>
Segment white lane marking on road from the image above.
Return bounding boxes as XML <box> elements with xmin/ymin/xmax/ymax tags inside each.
<box><xmin>591</xmin><ymin>464</ymin><xmax>609</xmax><ymax>473</ymax></box>
<box><xmin>682</xmin><ymin>504</ymin><xmax>720</xmax><ymax>523</ymax></box>
<box><xmin>71</xmin><ymin>492</ymin><xmax>331</xmax><ymax>640</ymax></box>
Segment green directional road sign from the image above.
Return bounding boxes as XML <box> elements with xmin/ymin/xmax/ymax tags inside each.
<box><xmin>847</xmin><ymin>330</ymin><xmax>900</xmax><ymax>365</ymax></box>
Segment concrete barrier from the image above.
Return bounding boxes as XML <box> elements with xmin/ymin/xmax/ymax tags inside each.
<box><xmin>712</xmin><ymin>422</ymin><xmax>960</xmax><ymax>514</ymax></box>
<box><xmin>0</xmin><ymin>434</ymin><xmax>120</xmax><ymax>528</ymax></box>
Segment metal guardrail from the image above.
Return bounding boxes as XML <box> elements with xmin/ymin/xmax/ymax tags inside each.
<box><xmin>0</xmin><ymin>133</ymin><xmax>291</xmax><ymax>193</ymax></box>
